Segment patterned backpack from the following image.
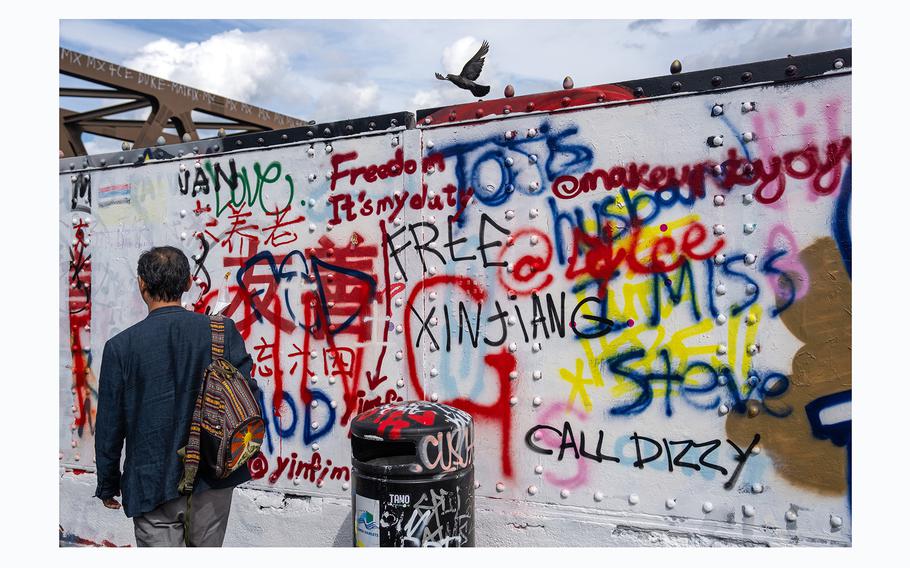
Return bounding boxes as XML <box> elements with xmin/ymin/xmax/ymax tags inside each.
<box><xmin>178</xmin><ymin>315</ymin><xmax>265</xmax><ymax>494</ymax></box>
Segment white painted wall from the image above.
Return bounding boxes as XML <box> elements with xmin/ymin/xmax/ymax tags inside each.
<box><xmin>60</xmin><ymin>70</ymin><xmax>852</xmax><ymax>547</ymax></box>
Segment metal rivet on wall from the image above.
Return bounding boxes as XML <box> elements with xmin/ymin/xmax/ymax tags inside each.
<box><xmin>533</xmin><ymin>370</ymin><xmax>542</xmax><ymax>380</ymax></box>
<box><xmin>718</xmin><ymin>403</ymin><xmax>730</xmax><ymax>415</ymax></box>
<box><xmin>717</xmin><ymin>344</ymin><xmax>728</xmax><ymax>355</ymax></box>
<box><xmin>703</xmin><ymin>502</ymin><xmax>714</xmax><ymax>513</ymax></box>
<box><xmin>744</xmin><ymin>223</ymin><xmax>757</xmax><ymax>234</ymax></box>
<box><xmin>714</xmin><ymin>195</ymin><xmax>725</xmax><ymax>206</ymax></box>
<box><xmin>594</xmin><ymin>491</ymin><xmax>604</xmax><ymax>502</ymax></box>
<box><xmin>711</xmin><ymin>104</ymin><xmax>724</xmax><ymax>117</ymax></box>
<box><xmin>509</xmin><ymin>396</ymin><xmax>518</xmax><ymax>406</ymax></box>
<box><xmin>430</xmin><ymin>393</ymin><xmax>439</xmax><ymax>402</ymax></box>
<box><xmin>741</xmin><ymin>71</ymin><xmax>752</xmax><ymax>83</ymax></box>
<box><xmin>743</xmin><ymin>505</ymin><xmax>756</xmax><ymax>518</ymax></box>
<box><xmin>830</xmin><ymin>515</ymin><xmax>843</xmax><ymax>528</ymax></box>
<box><xmin>708</xmin><ymin>135</ymin><xmax>724</xmax><ymax>147</ymax></box>
<box><xmin>505</xmin><ymin>84</ymin><xmax>515</xmax><ymax>97</ymax></box>
<box><xmin>665</xmin><ymin>498</ymin><xmax>676</xmax><ymax>509</ymax></box>
<box><xmin>744</xmin><ymin>253</ymin><xmax>757</xmax><ymax>265</ymax></box>
<box><xmin>629</xmin><ymin>494</ymin><xmax>640</xmax><ymax>505</ymax></box>
<box><xmin>527</xmin><ymin>128</ymin><xmax>538</xmax><ymax>138</ymax></box>
<box><xmin>532</xmin><ymin>396</ymin><xmax>542</xmax><ymax>407</ymax></box>
<box><xmin>528</xmin><ymin>485</ymin><xmax>539</xmax><ymax>495</ymax></box>
<box><xmin>751</xmin><ymin>483</ymin><xmax>764</xmax><ymax>494</ymax></box>
<box><xmin>716</xmin><ymin>284</ymin><xmax>727</xmax><ymax>295</ymax></box>
<box><xmin>785</xmin><ymin>510</ymin><xmax>798</xmax><ymax>522</ymax></box>
<box><xmin>396</xmin><ymin>379</ymin><xmax>404</xmax><ymax>388</ymax></box>
<box><xmin>743</xmin><ymin>193</ymin><xmax>755</xmax><ymax>204</ymax></box>
<box><xmin>560</xmin><ymin>489</ymin><xmax>570</xmax><ymax>499</ymax></box>
<box><xmin>833</xmin><ymin>58</ymin><xmax>845</xmax><ymax>70</ymax></box>
<box><xmin>534</xmin><ymin>465</ymin><xmax>543</xmax><ymax>474</ymax></box>
<box><xmin>496</xmin><ymin>482</ymin><xmax>505</xmax><ymax>492</ymax></box>
<box><xmin>395</xmin><ymin>351</ymin><xmax>403</xmax><ymax>361</ymax></box>
<box><xmin>713</xmin><ymin>224</ymin><xmax>726</xmax><ymax>235</ymax></box>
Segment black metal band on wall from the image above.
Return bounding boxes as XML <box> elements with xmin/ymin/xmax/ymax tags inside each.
<box><xmin>60</xmin><ymin>48</ymin><xmax>850</xmax><ymax>174</ymax></box>
<box><xmin>59</xmin><ymin>112</ymin><xmax>415</xmax><ymax>172</ymax></box>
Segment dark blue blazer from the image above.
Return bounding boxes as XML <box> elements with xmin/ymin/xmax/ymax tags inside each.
<box><xmin>94</xmin><ymin>305</ymin><xmax>261</xmax><ymax>518</ymax></box>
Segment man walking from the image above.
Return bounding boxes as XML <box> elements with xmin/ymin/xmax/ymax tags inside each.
<box><xmin>94</xmin><ymin>246</ymin><xmax>260</xmax><ymax>547</ymax></box>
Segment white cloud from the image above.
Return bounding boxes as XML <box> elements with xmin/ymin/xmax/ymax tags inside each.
<box><xmin>441</xmin><ymin>36</ymin><xmax>484</xmax><ymax>75</ymax></box>
<box><xmin>125</xmin><ymin>30</ymin><xmax>290</xmax><ymax>103</ymax></box>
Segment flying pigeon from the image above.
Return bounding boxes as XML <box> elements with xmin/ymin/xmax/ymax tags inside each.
<box><xmin>435</xmin><ymin>40</ymin><xmax>491</xmax><ymax>98</ymax></box>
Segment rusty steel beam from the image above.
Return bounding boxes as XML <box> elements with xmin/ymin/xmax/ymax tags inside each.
<box><xmin>60</xmin><ymin>87</ymin><xmax>142</xmax><ymax>99</ymax></box>
<box><xmin>60</xmin><ymin>47</ymin><xmax>308</xmax><ymax>157</ymax></box>
<box><xmin>62</xmin><ymin>99</ymin><xmax>152</xmax><ymax>124</ymax></box>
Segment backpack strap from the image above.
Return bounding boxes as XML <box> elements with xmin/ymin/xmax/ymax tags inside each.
<box><xmin>210</xmin><ymin>314</ymin><xmax>226</xmax><ymax>360</ymax></box>
<box><xmin>178</xmin><ymin>315</ymin><xmax>224</xmax><ymax>494</ymax></box>
<box><xmin>177</xmin><ymin>383</ymin><xmax>205</xmax><ymax>494</ymax></box>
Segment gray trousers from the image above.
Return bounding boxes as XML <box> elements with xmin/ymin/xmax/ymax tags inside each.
<box><xmin>133</xmin><ymin>487</ymin><xmax>234</xmax><ymax>547</ymax></box>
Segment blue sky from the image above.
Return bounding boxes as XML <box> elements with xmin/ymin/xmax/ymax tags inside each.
<box><xmin>60</xmin><ymin>19</ymin><xmax>851</xmax><ymax>154</ymax></box>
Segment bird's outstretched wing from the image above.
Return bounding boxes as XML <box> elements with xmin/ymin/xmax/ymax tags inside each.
<box><xmin>459</xmin><ymin>40</ymin><xmax>489</xmax><ymax>81</ymax></box>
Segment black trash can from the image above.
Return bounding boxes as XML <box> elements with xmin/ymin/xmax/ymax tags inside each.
<box><xmin>350</xmin><ymin>401</ymin><xmax>475</xmax><ymax>547</ymax></box>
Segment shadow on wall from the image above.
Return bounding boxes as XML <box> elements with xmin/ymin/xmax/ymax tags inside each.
<box><xmin>332</xmin><ymin>512</ymin><xmax>352</xmax><ymax>547</ymax></box>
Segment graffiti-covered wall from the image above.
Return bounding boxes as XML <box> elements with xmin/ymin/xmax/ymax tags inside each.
<box><xmin>60</xmin><ymin>50</ymin><xmax>852</xmax><ymax>547</ymax></box>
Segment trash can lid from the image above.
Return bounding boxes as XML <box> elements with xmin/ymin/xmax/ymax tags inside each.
<box><xmin>351</xmin><ymin>401</ymin><xmax>475</xmax><ymax>476</ymax></box>
<box><xmin>352</xmin><ymin>400</ymin><xmax>473</xmax><ymax>442</ymax></box>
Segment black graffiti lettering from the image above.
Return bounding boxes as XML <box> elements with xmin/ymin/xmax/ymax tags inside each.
<box><xmin>631</xmin><ymin>432</ymin><xmax>663</xmax><ymax>469</ymax></box>
<box><xmin>385</xmin><ymin>224</ymin><xmax>412</xmax><ymax>283</ymax></box>
<box><xmin>478</xmin><ymin>213</ymin><xmax>510</xmax><ymax>268</ymax></box>
<box><xmin>696</xmin><ymin>439</ymin><xmax>728</xmax><ymax>475</ymax></box>
<box><xmin>668</xmin><ymin>440</ymin><xmax>701</xmax><ymax>471</ymax></box>
<box><xmin>724</xmin><ymin>434</ymin><xmax>761</xmax><ymax>489</ymax></box>
<box><xmin>558</xmin><ymin>421</ymin><xmax>580</xmax><ymax>461</ymax></box>
<box><xmin>483</xmin><ymin>301</ymin><xmax>509</xmax><ymax>347</ymax></box>
<box><xmin>579</xmin><ymin>430</ymin><xmax>620</xmax><ymax>463</ymax></box>
<box><xmin>445</xmin><ymin>214</ymin><xmax>476</xmax><ymax>262</ymax></box>
<box><xmin>410</xmin><ymin>305</ymin><xmax>439</xmax><ymax>350</ymax></box>
<box><xmin>525</xmin><ymin>425</ymin><xmax>560</xmax><ymax>455</ymax></box>
<box><xmin>409</xmin><ymin>221</ymin><xmax>447</xmax><ymax>273</ymax></box>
